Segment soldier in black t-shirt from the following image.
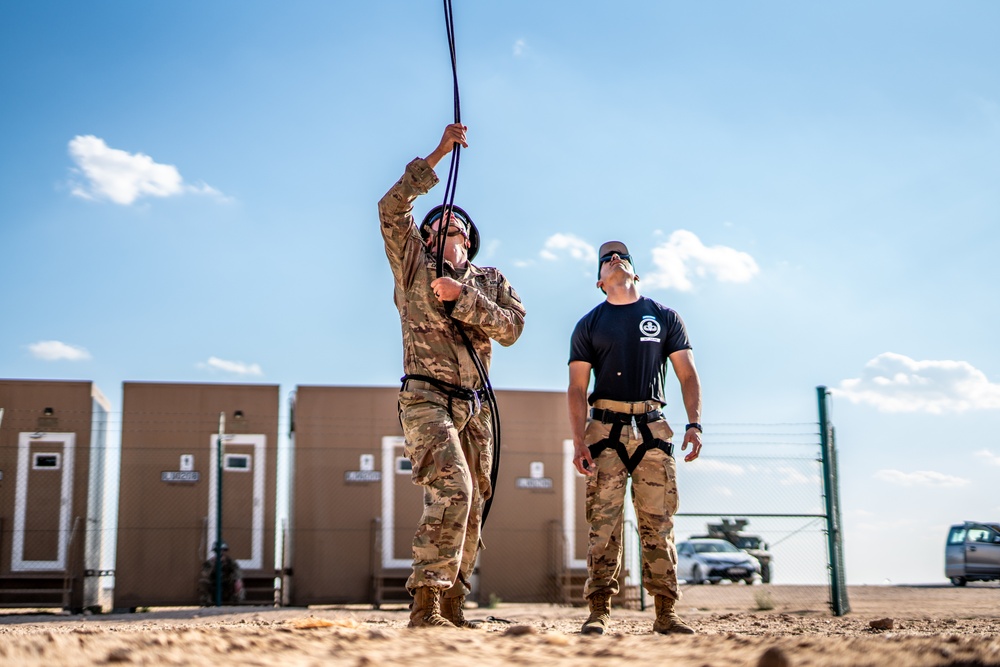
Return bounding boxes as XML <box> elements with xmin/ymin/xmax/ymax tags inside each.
<box><xmin>568</xmin><ymin>240</ymin><xmax>703</xmax><ymax>636</ymax></box>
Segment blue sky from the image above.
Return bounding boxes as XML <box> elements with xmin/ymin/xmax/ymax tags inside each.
<box><xmin>2</xmin><ymin>1</ymin><xmax>999</xmax><ymax>585</ymax></box>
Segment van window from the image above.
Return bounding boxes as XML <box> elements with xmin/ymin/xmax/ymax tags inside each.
<box><xmin>967</xmin><ymin>528</ymin><xmax>992</xmax><ymax>543</ymax></box>
<box><xmin>947</xmin><ymin>527</ymin><xmax>966</xmax><ymax>545</ymax></box>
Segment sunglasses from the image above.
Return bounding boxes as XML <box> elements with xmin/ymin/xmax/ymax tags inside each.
<box><xmin>599</xmin><ymin>252</ymin><xmax>631</xmax><ymax>265</ymax></box>
<box><xmin>425</xmin><ymin>225</ymin><xmax>468</xmax><ymax>239</ymax></box>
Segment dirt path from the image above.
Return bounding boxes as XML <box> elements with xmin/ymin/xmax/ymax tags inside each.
<box><xmin>1</xmin><ymin>585</ymin><xmax>998</xmax><ymax>666</ymax></box>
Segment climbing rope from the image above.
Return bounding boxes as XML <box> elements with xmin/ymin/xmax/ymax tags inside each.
<box><xmin>433</xmin><ymin>0</ymin><xmax>462</xmax><ymax>272</ymax></box>
<box><xmin>431</xmin><ymin>0</ymin><xmax>502</xmax><ymax>526</ymax></box>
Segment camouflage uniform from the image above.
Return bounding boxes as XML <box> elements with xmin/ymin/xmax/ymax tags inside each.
<box><xmin>583</xmin><ymin>398</ymin><xmax>680</xmax><ymax>601</ymax></box>
<box><xmin>378</xmin><ymin>157</ymin><xmax>525</xmax><ymax>595</ymax></box>
<box><xmin>198</xmin><ymin>555</ymin><xmax>245</xmax><ymax>605</ymax></box>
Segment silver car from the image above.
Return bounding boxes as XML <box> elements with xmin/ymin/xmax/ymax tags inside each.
<box><xmin>945</xmin><ymin>521</ymin><xmax>1000</xmax><ymax>586</ymax></box>
<box><xmin>677</xmin><ymin>538</ymin><xmax>760</xmax><ymax>585</ymax></box>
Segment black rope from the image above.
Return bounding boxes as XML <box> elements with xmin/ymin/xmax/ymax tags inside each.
<box><xmin>431</xmin><ymin>0</ymin><xmax>502</xmax><ymax>526</ymax></box>
<box><xmin>433</xmin><ymin>0</ymin><xmax>461</xmax><ymax>275</ymax></box>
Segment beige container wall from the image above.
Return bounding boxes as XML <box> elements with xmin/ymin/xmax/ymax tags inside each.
<box><xmin>114</xmin><ymin>382</ymin><xmax>279</xmax><ymax>609</ymax></box>
<box><xmin>289</xmin><ymin>385</ymin><xmax>577</xmax><ymax>605</ymax></box>
<box><xmin>0</xmin><ymin>379</ymin><xmax>100</xmax><ymax>609</ymax></box>
<box><xmin>289</xmin><ymin>386</ymin><xmax>409</xmax><ymax>605</ymax></box>
<box><xmin>477</xmin><ymin>390</ymin><xmax>576</xmax><ymax>603</ymax></box>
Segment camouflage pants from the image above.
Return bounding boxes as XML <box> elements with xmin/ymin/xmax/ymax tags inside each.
<box><xmin>197</xmin><ymin>575</ymin><xmax>245</xmax><ymax>605</ymax></box>
<box><xmin>398</xmin><ymin>382</ymin><xmax>492</xmax><ymax>597</ymax></box>
<box><xmin>583</xmin><ymin>409</ymin><xmax>680</xmax><ymax>601</ymax></box>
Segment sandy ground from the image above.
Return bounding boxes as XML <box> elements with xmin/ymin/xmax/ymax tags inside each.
<box><xmin>1</xmin><ymin>585</ymin><xmax>999</xmax><ymax>666</ymax></box>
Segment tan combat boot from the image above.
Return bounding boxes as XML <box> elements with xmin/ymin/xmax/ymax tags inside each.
<box><xmin>408</xmin><ymin>586</ymin><xmax>456</xmax><ymax>628</ymax></box>
<box><xmin>441</xmin><ymin>594</ymin><xmax>478</xmax><ymax>629</ymax></box>
<box><xmin>580</xmin><ymin>589</ymin><xmax>613</xmax><ymax>635</ymax></box>
<box><xmin>652</xmin><ymin>594</ymin><xmax>695</xmax><ymax>634</ymax></box>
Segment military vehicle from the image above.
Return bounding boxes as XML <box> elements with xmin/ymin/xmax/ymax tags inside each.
<box><xmin>694</xmin><ymin>518</ymin><xmax>773</xmax><ymax>583</ymax></box>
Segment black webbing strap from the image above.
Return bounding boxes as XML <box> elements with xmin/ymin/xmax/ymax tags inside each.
<box><xmin>587</xmin><ymin>419</ymin><xmax>674</xmax><ymax>474</ymax></box>
<box><xmin>591</xmin><ymin>407</ymin><xmax>661</xmax><ymax>426</ymax></box>
<box><xmin>400</xmin><ymin>373</ymin><xmax>485</xmax><ymax>418</ymax></box>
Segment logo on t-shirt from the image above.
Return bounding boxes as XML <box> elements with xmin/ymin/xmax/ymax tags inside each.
<box><xmin>639</xmin><ymin>315</ymin><xmax>661</xmax><ymax>342</ymax></box>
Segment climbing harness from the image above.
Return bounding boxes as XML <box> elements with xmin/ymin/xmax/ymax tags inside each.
<box><xmin>400</xmin><ymin>374</ymin><xmax>487</xmax><ymax>420</ymax></box>
<box><xmin>587</xmin><ymin>408</ymin><xmax>674</xmax><ymax>474</ymax></box>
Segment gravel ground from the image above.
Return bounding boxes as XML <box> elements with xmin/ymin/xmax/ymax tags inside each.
<box><xmin>1</xmin><ymin>585</ymin><xmax>999</xmax><ymax>666</ymax></box>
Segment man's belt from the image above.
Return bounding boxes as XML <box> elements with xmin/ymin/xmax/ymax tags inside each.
<box><xmin>590</xmin><ymin>407</ymin><xmax>663</xmax><ymax>425</ymax></box>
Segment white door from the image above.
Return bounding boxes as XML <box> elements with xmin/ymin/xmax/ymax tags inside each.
<box><xmin>207</xmin><ymin>434</ymin><xmax>266</xmax><ymax>570</ymax></box>
<box><xmin>380</xmin><ymin>436</ymin><xmax>423</xmax><ymax>569</ymax></box>
<box><xmin>562</xmin><ymin>439</ymin><xmax>589</xmax><ymax>570</ymax></box>
<box><xmin>12</xmin><ymin>432</ymin><xmax>75</xmax><ymax>571</ymax></box>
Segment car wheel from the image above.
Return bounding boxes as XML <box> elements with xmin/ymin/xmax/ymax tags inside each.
<box><xmin>950</xmin><ymin>576</ymin><xmax>967</xmax><ymax>587</ymax></box>
<box><xmin>709</xmin><ymin>578</ymin><xmax>720</xmax><ymax>585</ymax></box>
<box><xmin>761</xmin><ymin>564</ymin><xmax>771</xmax><ymax>584</ymax></box>
<box><xmin>743</xmin><ymin>577</ymin><xmax>755</xmax><ymax>585</ymax></box>
<box><xmin>691</xmin><ymin>566</ymin><xmax>705</xmax><ymax>585</ymax></box>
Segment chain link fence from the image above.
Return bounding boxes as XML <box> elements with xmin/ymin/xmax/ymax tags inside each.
<box><xmin>0</xmin><ymin>382</ymin><xmax>847</xmax><ymax>615</ymax></box>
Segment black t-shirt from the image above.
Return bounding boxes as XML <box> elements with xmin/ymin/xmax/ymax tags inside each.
<box><xmin>569</xmin><ymin>296</ymin><xmax>691</xmax><ymax>405</ymax></box>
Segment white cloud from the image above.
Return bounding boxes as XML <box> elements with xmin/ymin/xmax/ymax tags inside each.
<box><xmin>513</xmin><ymin>38</ymin><xmax>527</xmax><ymax>57</ymax></box>
<box><xmin>833</xmin><ymin>352</ymin><xmax>1000</xmax><ymax>414</ymax></box>
<box><xmin>874</xmin><ymin>469</ymin><xmax>970</xmax><ymax>488</ymax></box>
<box><xmin>199</xmin><ymin>356</ymin><xmax>263</xmax><ymax>377</ymax></box>
<box><xmin>775</xmin><ymin>466</ymin><xmax>820</xmax><ymax>486</ymax></box>
<box><xmin>68</xmin><ymin>135</ymin><xmax>226</xmax><ymax>205</ymax></box>
<box><xmin>974</xmin><ymin>449</ymin><xmax>1000</xmax><ymax>466</ymax></box>
<box><xmin>28</xmin><ymin>340</ymin><xmax>91</xmax><ymax>361</ymax></box>
<box><xmin>482</xmin><ymin>239</ymin><xmax>501</xmax><ymax>260</ymax></box>
<box><xmin>709</xmin><ymin>485</ymin><xmax>734</xmax><ymax>497</ymax></box>
<box><xmin>689</xmin><ymin>459</ymin><xmax>745</xmax><ymax>476</ymax></box>
<box><xmin>540</xmin><ymin>233</ymin><xmax>597</xmax><ymax>263</ymax></box>
<box><xmin>643</xmin><ymin>230</ymin><xmax>759</xmax><ymax>291</ymax></box>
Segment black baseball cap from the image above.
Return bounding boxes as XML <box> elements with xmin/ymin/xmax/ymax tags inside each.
<box><xmin>597</xmin><ymin>240</ymin><xmax>631</xmax><ymax>278</ymax></box>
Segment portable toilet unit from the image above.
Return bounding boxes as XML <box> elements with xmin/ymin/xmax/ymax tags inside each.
<box><xmin>481</xmin><ymin>390</ymin><xmax>640</xmax><ymax>607</ymax></box>
<box><xmin>473</xmin><ymin>389</ymin><xmax>579</xmax><ymax>604</ymax></box>
<box><xmin>0</xmin><ymin>379</ymin><xmax>112</xmax><ymax>611</ymax></box>
<box><xmin>289</xmin><ymin>385</ymin><xmax>579</xmax><ymax>606</ymax></box>
<box><xmin>287</xmin><ymin>385</ymin><xmax>417</xmax><ymax>606</ymax></box>
<box><xmin>113</xmin><ymin>382</ymin><xmax>279</xmax><ymax>609</ymax></box>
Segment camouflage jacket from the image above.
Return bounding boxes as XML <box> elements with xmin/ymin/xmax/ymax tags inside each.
<box><xmin>199</xmin><ymin>556</ymin><xmax>242</xmax><ymax>584</ymax></box>
<box><xmin>378</xmin><ymin>158</ymin><xmax>525</xmax><ymax>390</ymax></box>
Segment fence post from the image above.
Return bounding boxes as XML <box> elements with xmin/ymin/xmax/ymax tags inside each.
<box><xmin>214</xmin><ymin>412</ymin><xmax>225</xmax><ymax>607</ymax></box>
<box><xmin>817</xmin><ymin>386</ymin><xmax>850</xmax><ymax>615</ymax></box>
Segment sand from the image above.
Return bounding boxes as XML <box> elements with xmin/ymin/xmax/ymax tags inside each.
<box><xmin>1</xmin><ymin>584</ymin><xmax>999</xmax><ymax>666</ymax></box>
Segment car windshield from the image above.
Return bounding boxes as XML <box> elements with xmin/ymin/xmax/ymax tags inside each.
<box><xmin>735</xmin><ymin>537</ymin><xmax>758</xmax><ymax>549</ymax></box>
<box><xmin>692</xmin><ymin>541</ymin><xmax>740</xmax><ymax>553</ymax></box>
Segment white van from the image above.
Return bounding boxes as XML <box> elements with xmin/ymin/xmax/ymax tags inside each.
<box><xmin>945</xmin><ymin>521</ymin><xmax>1000</xmax><ymax>586</ymax></box>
